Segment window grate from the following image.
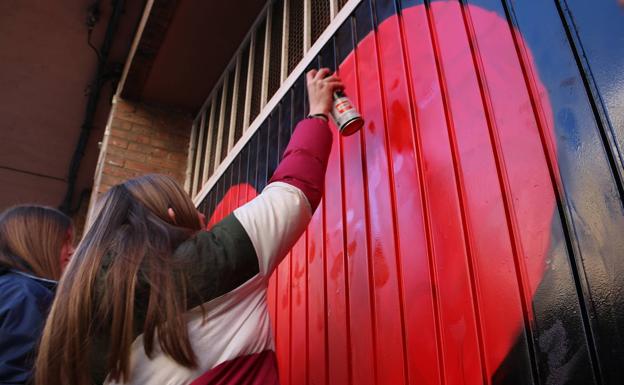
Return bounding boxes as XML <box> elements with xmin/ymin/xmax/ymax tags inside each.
<box><xmin>287</xmin><ymin>0</ymin><xmax>304</xmax><ymax>74</ymax></box>
<box><xmin>311</xmin><ymin>0</ymin><xmax>331</xmax><ymax>42</ymax></box>
<box><xmin>250</xmin><ymin>19</ymin><xmax>267</xmax><ymax>122</ymax></box>
<box><xmin>189</xmin><ymin>0</ymin><xmax>355</xmax><ymax>197</ymax></box>
<box><xmin>268</xmin><ymin>0</ymin><xmax>284</xmax><ymax>100</ymax></box>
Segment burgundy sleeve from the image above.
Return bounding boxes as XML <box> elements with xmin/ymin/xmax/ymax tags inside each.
<box><xmin>269</xmin><ymin>117</ymin><xmax>333</xmax><ymax>211</ymax></box>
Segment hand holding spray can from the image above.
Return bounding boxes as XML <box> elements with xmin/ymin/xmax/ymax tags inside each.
<box><xmin>331</xmin><ymin>90</ymin><xmax>364</xmax><ymax>136</ymax></box>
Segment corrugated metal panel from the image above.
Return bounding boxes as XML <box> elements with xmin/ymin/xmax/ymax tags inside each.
<box><xmin>198</xmin><ymin>0</ymin><xmax>624</xmax><ymax>383</ymax></box>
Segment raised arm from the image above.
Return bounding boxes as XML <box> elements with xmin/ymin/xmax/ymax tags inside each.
<box><xmin>179</xmin><ymin>69</ymin><xmax>344</xmax><ymax>306</ymax></box>
<box><xmin>233</xmin><ymin>69</ymin><xmax>343</xmax><ymax>276</ymax></box>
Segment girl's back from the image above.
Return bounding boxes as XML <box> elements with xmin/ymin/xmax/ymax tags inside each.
<box><xmin>35</xmin><ymin>69</ymin><xmax>341</xmax><ymax>385</ymax></box>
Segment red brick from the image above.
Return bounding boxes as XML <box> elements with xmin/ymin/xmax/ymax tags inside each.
<box><xmin>103</xmin><ymin>165</ymin><xmax>139</xmax><ymax>179</ymax></box>
<box><xmin>105</xmin><ymin>154</ymin><xmax>125</xmax><ymax>168</ymax></box>
<box><xmin>151</xmin><ymin>147</ymin><xmax>168</xmax><ymax>157</ymax></box>
<box><xmin>145</xmin><ymin>156</ymin><xmax>182</xmax><ymax>171</ymax></box>
<box><xmin>98</xmin><ymin>183</ymin><xmax>112</xmax><ymax>194</ymax></box>
<box><xmin>150</xmin><ymin>138</ymin><xmax>169</xmax><ymax>149</ymax></box>
<box><xmin>109</xmin><ymin>136</ymin><xmax>128</xmax><ymax>149</ymax></box>
<box><xmin>111</xmin><ymin>118</ymin><xmax>132</xmax><ymax>131</ymax></box>
<box><xmin>133</xmin><ymin>134</ymin><xmax>151</xmax><ymax>145</ymax></box>
<box><xmin>107</xmin><ymin>146</ymin><xmax>147</xmax><ymax>162</ymax></box>
<box><xmin>116</xmin><ymin>110</ymin><xmax>152</xmax><ymax>126</ymax></box>
<box><xmin>161</xmin><ymin>169</ymin><xmax>184</xmax><ymax>181</ymax></box>
<box><xmin>125</xmin><ymin>160</ymin><xmax>154</xmax><ymax>173</ymax></box>
<box><xmin>115</xmin><ymin>100</ymin><xmax>137</xmax><ymax>113</ymax></box>
<box><xmin>111</xmin><ymin>131</ymin><xmax>150</xmax><ymax>144</ymax></box>
<box><xmin>167</xmin><ymin>152</ymin><xmax>188</xmax><ymax>162</ymax></box>
<box><xmin>93</xmin><ymin>101</ymin><xmax>192</xmax><ymax>210</ymax></box>
<box><xmin>110</xmin><ymin>129</ymin><xmax>138</xmax><ymax>142</ymax></box>
<box><xmin>152</xmin><ymin>130</ymin><xmax>178</xmax><ymax>140</ymax></box>
<box><xmin>127</xmin><ymin>142</ymin><xmax>153</xmax><ymax>155</ymax></box>
<box><xmin>100</xmin><ymin>173</ymin><xmax>123</xmax><ymax>187</ymax></box>
<box><xmin>130</xmin><ymin>123</ymin><xmax>152</xmax><ymax>135</ymax></box>
<box><xmin>138</xmin><ymin>105</ymin><xmax>159</xmax><ymax>116</ymax></box>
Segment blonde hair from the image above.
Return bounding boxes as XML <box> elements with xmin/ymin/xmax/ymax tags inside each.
<box><xmin>36</xmin><ymin>174</ymin><xmax>203</xmax><ymax>385</ymax></box>
<box><xmin>0</xmin><ymin>205</ymin><xmax>72</xmax><ymax>280</ymax></box>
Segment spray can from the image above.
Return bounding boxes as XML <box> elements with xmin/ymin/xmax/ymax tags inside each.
<box><xmin>331</xmin><ymin>90</ymin><xmax>364</xmax><ymax>136</ymax></box>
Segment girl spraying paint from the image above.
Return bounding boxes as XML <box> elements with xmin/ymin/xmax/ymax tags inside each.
<box><xmin>34</xmin><ymin>69</ymin><xmax>343</xmax><ymax>385</ymax></box>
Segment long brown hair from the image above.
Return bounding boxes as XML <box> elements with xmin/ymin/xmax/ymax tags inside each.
<box><xmin>0</xmin><ymin>205</ymin><xmax>72</xmax><ymax>280</ymax></box>
<box><xmin>35</xmin><ymin>174</ymin><xmax>203</xmax><ymax>385</ymax></box>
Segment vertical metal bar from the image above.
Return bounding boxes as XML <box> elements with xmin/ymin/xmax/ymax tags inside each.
<box><xmin>229</xmin><ymin>56</ymin><xmax>242</xmax><ymax>152</ymax></box>
<box><xmin>213</xmin><ymin>82</ymin><xmax>229</xmax><ymax>173</ymax></box>
<box><xmin>192</xmin><ymin>0</ymin><xmax>366</xmax><ymax>207</ymax></box>
<box><xmin>281</xmin><ymin>0</ymin><xmax>290</xmax><ymax>83</ymax></box>
<box><xmin>193</xmin><ymin>1</ymin><xmax>271</xmax><ymax>116</ymax></box>
<box><xmin>244</xmin><ymin>33</ymin><xmax>256</xmax><ymax>130</ymax></box>
<box><xmin>191</xmin><ymin>111</ymin><xmax>206</xmax><ymax>196</ymax></box>
<box><xmin>330</xmin><ymin>0</ymin><xmax>338</xmax><ymax>19</ymax></box>
<box><xmin>304</xmin><ymin>0</ymin><xmax>312</xmax><ymax>52</ymax></box>
<box><xmin>202</xmin><ymin>101</ymin><xmax>217</xmax><ymax>183</ymax></box>
<box><xmin>185</xmin><ymin>119</ymin><xmax>198</xmax><ymax>193</ymax></box>
<box><xmin>261</xmin><ymin>4</ymin><xmax>272</xmax><ymax>108</ymax></box>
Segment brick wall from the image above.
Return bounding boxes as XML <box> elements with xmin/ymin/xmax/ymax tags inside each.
<box><xmin>87</xmin><ymin>97</ymin><xmax>193</xmax><ymax>222</ymax></box>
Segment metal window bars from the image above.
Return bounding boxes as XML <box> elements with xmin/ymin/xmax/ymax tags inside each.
<box><xmin>186</xmin><ymin>0</ymin><xmax>352</xmax><ymax>197</ymax></box>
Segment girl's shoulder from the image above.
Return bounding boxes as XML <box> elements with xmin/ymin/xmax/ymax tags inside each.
<box><xmin>172</xmin><ymin>214</ymin><xmax>259</xmax><ymax>309</ymax></box>
<box><xmin>0</xmin><ymin>270</ymin><xmax>55</xmax><ymax>314</ymax></box>
<box><xmin>0</xmin><ymin>270</ymin><xmax>55</xmax><ymax>384</ymax></box>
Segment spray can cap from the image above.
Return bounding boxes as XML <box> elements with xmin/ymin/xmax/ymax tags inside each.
<box><xmin>333</xmin><ymin>89</ymin><xmax>346</xmax><ymax>98</ymax></box>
